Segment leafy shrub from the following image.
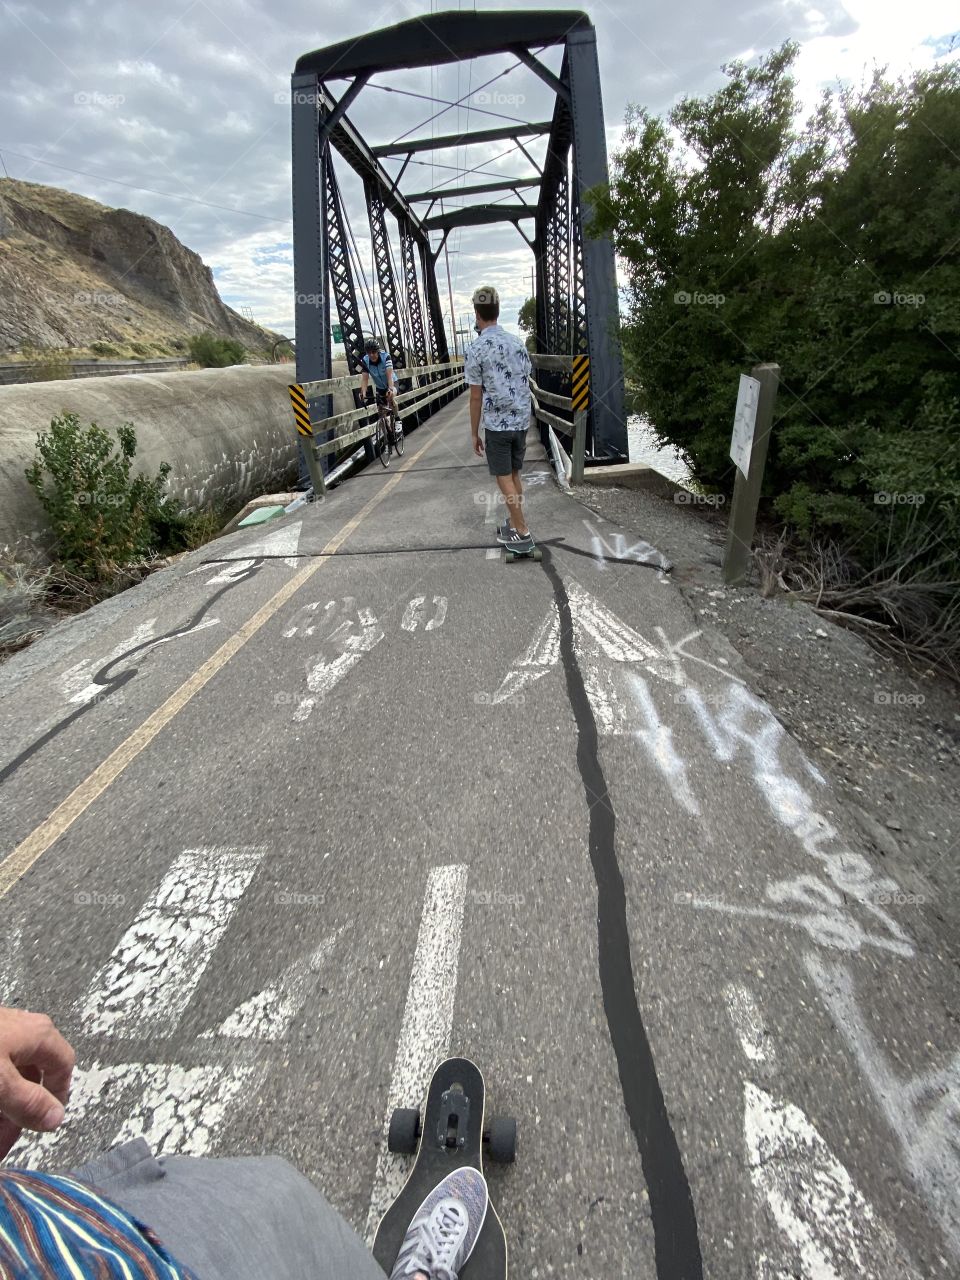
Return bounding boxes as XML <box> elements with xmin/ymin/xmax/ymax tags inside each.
<box><xmin>128</xmin><ymin>341</ymin><xmax>151</xmax><ymax>357</ymax></box>
<box><xmin>188</xmin><ymin>332</ymin><xmax>247</xmax><ymax>368</ymax></box>
<box><xmin>90</xmin><ymin>341</ymin><xmax>122</xmax><ymax>358</ymax></box>
<box><xmin>24</xmin><ymin>412</ymin><xmax>183</xmax><ymax>580</ymax></box>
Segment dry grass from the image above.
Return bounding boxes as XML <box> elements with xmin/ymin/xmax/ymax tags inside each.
<box><xmin>753</xmin><ymin>526</ymin><xmax>960</xmax><ymax>679</ymax></box>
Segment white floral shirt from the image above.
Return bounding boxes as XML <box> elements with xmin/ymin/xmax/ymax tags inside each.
<box><xmin>464</xmin><ymin>325</ymin><xmax>532</xmax><ymax>432</ymax></box>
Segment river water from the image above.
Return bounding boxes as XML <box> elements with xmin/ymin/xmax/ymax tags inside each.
<box><xmin>626</xmin><ymin>416</ymin><xmax>692</xmax><ymax>484</ymax></box>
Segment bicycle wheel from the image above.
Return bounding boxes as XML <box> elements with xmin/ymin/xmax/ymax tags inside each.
<box><xmin>393</xmin><ymin>414</ymin><xmax>404</xmax><ymax>456</ymax></box>
<box><xmin>375</xmin><ymin>415</ymin><xmax>390</xmax><ymax>467</ymax></box>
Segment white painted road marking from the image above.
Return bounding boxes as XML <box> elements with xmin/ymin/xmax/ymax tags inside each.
<box><xmin>295</xmin><ymin>606</ymin><xmax>384</xmax><ymax>721</ymax></box>
<box><xmin>401</xmin><ymin>597</ymin><xmax>448</xmax><ymax>632</ymax></box>
<box><xmin>723</xmin><ymin>983</ymin><xmax>775</xmax><ymax>1066</ymax></box>
<box><xmin>219</xmin><ymin>520</ymin><xmax>303</xmax><ymax>561</ymax></box>
<box><xmin>201</xmin><ymin>927</ymin><xmax>344</xmax><ymax>1041</ymax></box>
<box><xmin>745</xmin><ymin>1081</ymin><xmax>919</xmax><ymax>1278</ymax></box>
<box><xmin>365</xmin><ymin>864</ymin><xmax>469</xmax><ymax>1240</ymax></box>
<box><xmin>81</xmin><ymin>847</ymin><xmax>267</xmax><ymax>1037</ymax></box>
<box><xmin>60</xmin><ymin>621</ymin><xmax>157</xmax><ymax>703</ymax></box>
<box><xmin>807</xmin><ymin>953</ymin><xmax>960</xmax><ymax>1260</ymax></box>
<box><xmin>14</xmin><ymin>1060</ymin><xmax>258</xmax><ymax>1166</ymax></box>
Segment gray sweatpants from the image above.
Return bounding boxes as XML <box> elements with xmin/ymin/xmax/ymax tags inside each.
<box><xmin>71</xmin><ymin>1139</ymin><xmax>386</xmax><ymax>1280</ymax></box>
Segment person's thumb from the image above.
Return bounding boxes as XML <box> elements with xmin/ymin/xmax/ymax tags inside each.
<box><xmin>0</xmin><ymin>1065</ymin><xmax>65</xmax><ymax>1133</ymax></box>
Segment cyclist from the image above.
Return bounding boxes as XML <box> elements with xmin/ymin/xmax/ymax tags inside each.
<box><xmin>359</xmin><ymin>338</ymin><xmax>401</xmax><ymax>440</ymax></box>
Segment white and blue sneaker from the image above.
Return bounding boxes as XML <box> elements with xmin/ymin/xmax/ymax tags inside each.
<box><xmin>389</xmin><ymin>1167</ymin><xmax>488</xmax><ymax>1280</ymax></box>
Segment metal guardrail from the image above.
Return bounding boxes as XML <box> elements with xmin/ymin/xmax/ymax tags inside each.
<box><xmin>289</xmin><ymin>358</ymin><xmax>465</xmax><ymax>494</ymax></box>
<box><xmin>528</xmin><ymin>353</ymin><xmax>589</xmax><ymax>484</ymax></box>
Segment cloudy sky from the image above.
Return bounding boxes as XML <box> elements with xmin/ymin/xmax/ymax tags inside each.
<box><xmin>1</xmin><ymin>0</ymin><xmax>957</xmax><ymax>348</ymax></box>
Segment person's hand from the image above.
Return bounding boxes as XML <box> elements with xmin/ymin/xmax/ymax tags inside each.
<box><xmin>0</xmin><ymin>1008</ymin><xmax>75</xmax><ymax>1159</ymax></box>
<box><xmin>472</xmin><ymin>433</ymin><xmax>484</xmax><ymax>457</ymax></box>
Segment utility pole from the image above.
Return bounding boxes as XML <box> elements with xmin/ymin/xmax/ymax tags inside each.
<box><xmin>443</xmin><ymin>241</ymin><xmax>458</xmax><ymax>357</ymax></box>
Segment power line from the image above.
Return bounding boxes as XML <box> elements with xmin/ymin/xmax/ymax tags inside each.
<box><xmin>0</xmin><ymin>148</ymin><xmax>286</xmax><ymax>222</ymax></box>
<box><xmin>366</xmin><ymin>80</ymin><xmax>528</xmax><ymax>127</ymax></box>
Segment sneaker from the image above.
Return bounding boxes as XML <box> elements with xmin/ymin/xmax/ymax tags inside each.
<box><xmin>389</xmin><ymin>1167</ymin><xmax>488</xmax><ymax>1280</ymax></box>
<box><xmin>497</xmin><ymin>520</ymin><xmax>511</xmax><ymax>538</ymax></box>
<box><xmin>499</xmin><ymin>528</ymin><xmax>534</xmax><ymax>551</ymax></box>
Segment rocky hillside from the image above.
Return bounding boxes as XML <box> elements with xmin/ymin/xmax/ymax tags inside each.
<box><xmin>0</xmin><ymin>178</ymin><xmax>279</xmax><ymax>356</ymax></box>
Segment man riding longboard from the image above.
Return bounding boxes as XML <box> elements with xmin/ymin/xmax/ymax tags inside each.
<box><xmin>464</xmin><ymin>285</ymin><xmax>535</xmax><ymax>555</ymax></box>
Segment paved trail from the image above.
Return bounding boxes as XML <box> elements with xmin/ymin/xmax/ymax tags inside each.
<box><xmin>1</xmin><ymin>399</ymin><xmax>956</xmax><ymax>1278</ymax></box>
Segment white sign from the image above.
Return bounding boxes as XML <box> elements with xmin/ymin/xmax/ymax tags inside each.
<box><xmin>730</xmin><ymin>374</ymin><xmax>760</xmax><ymax>479</ymax></box>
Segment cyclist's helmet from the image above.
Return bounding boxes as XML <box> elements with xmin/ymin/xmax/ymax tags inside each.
<box><xmin>364</xmin><ymin>339</ymin><xmax>380</xmax><ymax>354</ymax></box>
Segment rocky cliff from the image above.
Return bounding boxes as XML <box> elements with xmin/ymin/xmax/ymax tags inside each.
<box><xmin>0</xmin><ymin>178</ymin><xmax>279</xmax><ymax>355</ymax></box>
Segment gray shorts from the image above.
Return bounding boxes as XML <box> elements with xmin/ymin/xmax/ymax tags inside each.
<box><xmin>484</xmin><ymin>429</ymin><xmax>526</xmax><ymax>476</ymax></box>
<box><xmin>70</xmin><ymin>1139</ymin><xmax>384</xmax><ymax>1280</ymax></box>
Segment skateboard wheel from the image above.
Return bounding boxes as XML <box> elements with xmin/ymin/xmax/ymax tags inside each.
<box><xmin>486</xmin><ymin>1116</ymin><xmax>517</xmax><ymax>1164</ymax></box>
<box><xmin>387</xmin><ymin>1107</ymin><xmax>420</xmax><ymax>1154</ymax></box>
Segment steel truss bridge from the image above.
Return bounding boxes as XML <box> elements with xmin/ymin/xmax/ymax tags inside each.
<box><xmin>290</xmin><ymin>8</ymin><xmax>626</xmax><ymax>481</ymax></box>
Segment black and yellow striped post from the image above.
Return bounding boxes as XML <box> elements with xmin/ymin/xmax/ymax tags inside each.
<box><xmin>570</xmin><ymin>355</ymin><xmax>590</xmax><ymax>484</ymax></box>
<box><xmin>287</xmin><ymin>383</ymin><xmax>325</xmax><ymax>495</ymax></box>
<box><xmin>571</xmin><ymin>354</ymin><xmax>590</xmax><ymax>412</ymax></box>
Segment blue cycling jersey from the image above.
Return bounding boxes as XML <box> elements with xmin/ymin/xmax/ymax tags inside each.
<box><xmin>362</xmin><ymin>351</ymin><xmax>393</xmax><ymax>391</ymax></box>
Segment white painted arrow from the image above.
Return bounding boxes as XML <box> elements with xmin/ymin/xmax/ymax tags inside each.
<box><xmin>489</xmin><ymin>580</ymin><xmax>685</xmax><ymax>730</ymax></box>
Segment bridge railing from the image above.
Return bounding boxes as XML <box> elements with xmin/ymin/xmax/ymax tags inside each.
<box><xmin>529</xmin><ymin>353</ymin><xmax>589</xmax><ymax>485</ymax></box>
<box><xmin>288</xmin><ymin>358</ymin><xmax>464</xmax><ymax>492</ymax></box>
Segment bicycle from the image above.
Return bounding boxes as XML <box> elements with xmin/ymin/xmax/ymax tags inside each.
<box><xmin>371</xmin><ymin>390</ymin><xmax>404</xmax><ymax>467</ymax></box>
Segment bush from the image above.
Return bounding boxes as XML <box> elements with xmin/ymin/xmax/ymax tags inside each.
<box><xmin>128</xmin><ymin>341</ymin><xmax>151</xmax><ymax>357</ymax></box>
<box><xmin>188</xmin><ymin>332</ymin><xmax>247</xmax><ymax>368</ymax></box>
<box><xmin>23</xmin><ymin>412</ymin><xmax>195</xmax><ymax>580</ymax></box>
<box><xmin>90</xmin><ymin>341</ymin><xmax>122</xmax><ymax>358</ymax></box>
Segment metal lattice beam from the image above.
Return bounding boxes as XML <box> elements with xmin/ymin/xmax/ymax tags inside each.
<box><xmin>399</xmin><ymin>216</ymin><xmax>428</xmax><ymax>367</ymax></box>
<box><xmin>422</xmin><ymin>241</ymin><xmax>449</xmax><ymax>365</ymax></box>
<box><xmin>365</xmin><ymin>177</ymin><xmax>406</xmax><ymax>367</ymax></box>
<box><xmin>325</xmin><ymin>153</ymin><xmax>365</xmax><ymax>374</ymax></box>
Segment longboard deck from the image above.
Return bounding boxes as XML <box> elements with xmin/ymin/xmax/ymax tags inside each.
<box><xmin>373</xmin><ymin>1057</ymin><xmax>508</xmax><ymax>1278</ymax></box>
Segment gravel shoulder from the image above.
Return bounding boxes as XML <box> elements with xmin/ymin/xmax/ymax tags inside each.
<box><xmin>575</xmin><ymin>470</ymin><xmax>960</xmax><ymax>952</ymax></box>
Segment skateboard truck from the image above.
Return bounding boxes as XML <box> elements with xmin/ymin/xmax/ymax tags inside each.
<box><xmin>436</xmin><ymin>1085</ymin><xmax>470</xmax><ymax>1150</ymax></box>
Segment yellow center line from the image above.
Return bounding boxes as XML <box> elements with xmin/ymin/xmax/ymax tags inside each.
<box><xmin>0</xmin><ymin>426</ymin><xmax>444</xmax><ymax>899</ymax></box>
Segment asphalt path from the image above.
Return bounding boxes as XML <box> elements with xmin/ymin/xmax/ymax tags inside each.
<box><xmin>1</xmin><ymin>397</ymin><xmax>957</xmax><ymax>1279</ymax></box>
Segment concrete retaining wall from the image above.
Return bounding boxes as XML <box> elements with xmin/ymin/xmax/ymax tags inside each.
<box><xmin>0</xmin><ymin>358</ymin><xmax>191</xmax><ymax>385</ymax></box>
<box><xmin>0</xmin><ymin>362</ymin><xmax>352</xmax><ymax>549</ymax></box>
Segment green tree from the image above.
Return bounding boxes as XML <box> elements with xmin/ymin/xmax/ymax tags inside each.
<box><xmin>517</xmin><ymin>296</ymin><xmax>537</xmax><ymax>352</ymax></box>
<box><xmin>589</xmin><ymin>47</ymin><xmax>960</xmax><ymax>568</ymax></box>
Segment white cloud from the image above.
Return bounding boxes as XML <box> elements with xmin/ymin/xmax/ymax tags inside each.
<box><xmin>1</xmin><ymin>0</ymin><xmax>956</xmax><ymax>350</ymax></box>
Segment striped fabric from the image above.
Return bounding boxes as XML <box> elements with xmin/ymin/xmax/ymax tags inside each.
<box><xmin>0</xmin><ymin>1170</ymin><xmax>196</xmax><ymax>1279</ymax></box>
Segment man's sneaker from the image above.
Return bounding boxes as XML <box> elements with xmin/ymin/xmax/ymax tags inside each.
<box><xmin>497</xmin><ymin>520</ymin><xmax>511</xmax><ymax>538</ymax></box>
<box><xmin>389</xmin><ymin>1167</ymin><xmax>488</xmax><ymax>1280</ymax></box>
<box><xmin>499</xmin><ymin>528</ymin><xmax>534</xmax><ymax>552</ymax></box>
